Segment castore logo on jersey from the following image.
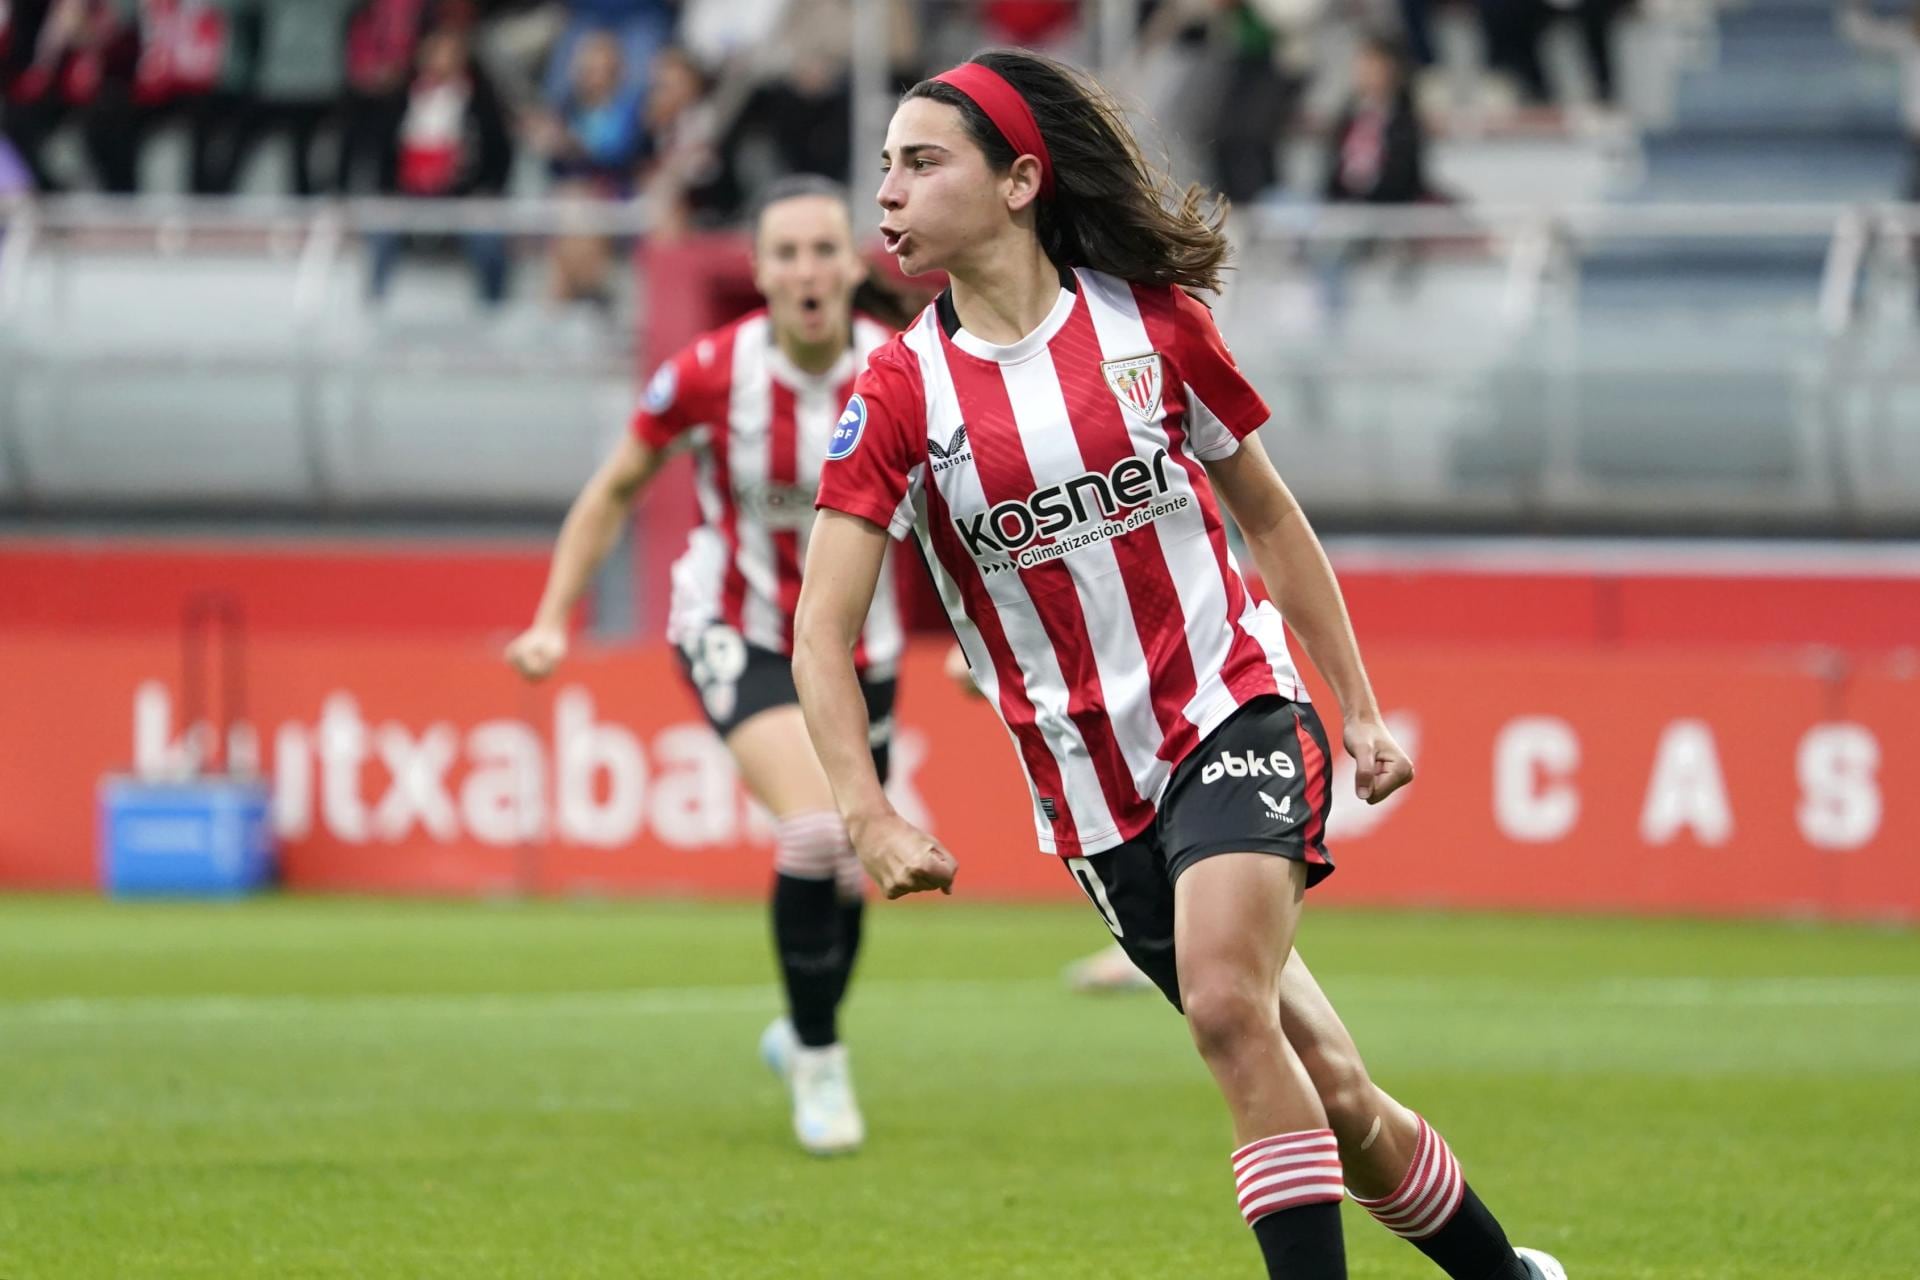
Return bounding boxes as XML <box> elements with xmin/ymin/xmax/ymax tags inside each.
<box><xmin>928</xmin><ymin>423</ymin><xmax>971</xmax><ymax>472</ymax></box>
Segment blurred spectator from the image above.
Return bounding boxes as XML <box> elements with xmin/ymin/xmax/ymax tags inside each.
<box><xmin>1396</xmin><ymin>0</ymin><xmax>1438</xmax><ymax>68</ymax></box>
<box><xmin>367</xmin><ymin>22</ymin><xmax>514</xmax><ymax>305</ymax></box>
<box><xmin>1482</xmin><ymin>0</ymin><xmax>1627</xmax><ymax>108</ymax></box>
<box><xmin>170</xmin><ymin>0</ymin><xmax>262</xmax><ymax>194</ymax></box>
<box><xmin>981</xmin><ymin>0</ymin><xmax>1079</xmax><ymax>47</ymax></box>
<box><xmin>704</xmin><ymin>0</ymin><xmax>918</xmax><ymax>205</ymax></box>
<box><xmin>1323</xmin><ymin>33</ymin><xmax>1428</xmax><ymax>203</ymax></box>
<box><xmin>1210</xmin><ymin>1</ymin><xmax>1301</xmax><ymax>204</ymax></box>
<box><xmin>526</xmin><ymin>28</ymin><xmax>641</xmax><ymax>307</ymax></box>
<box><xmin>78</xmin><ymin>0</ymin><xmax>249</xmax><ymax>193</ymax></box>
<box><xmin>469</xmin><ymin>0</ymin><xmax>566</xmax><ymax>108</ymax></box>
<box><xmin>1841</xmin><ymin>0</ymin><xmax>1920</xmax><ymax>199</ymax></box>
<box><xmin>338</xmin><ymin>0</ymin><xmax>430</xmax><ymax>194</ymax></box>
<box><xmin>218</xmin><ymin>0</ymin><xmax>359</xmax><ymax>194</ymax></box>
<box><xmin>676</xmin><ymin>0</ymin><xmax>784</xmax><ymax>66</ymax></box>
<box><xmin>0</xmin><ymin>0</ymin><xmax>136</xmax><ymax>192</ymax></box>
<box><xmin>636</xmin><ymin>44</ymin><xmax>728</xmax><ymax>236</ymax></box>
<box><xmin>539</xmin><ymin>0</ymin><xmax>672</xmax><ymax>110</ymax></box>
<box><xmin>530</xmin><ymin>27</ymin><xmax>641</xmax><ymax>194</ymax></box>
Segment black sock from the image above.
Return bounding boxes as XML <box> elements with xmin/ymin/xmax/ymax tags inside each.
<box><xmin>1251</xmin><ymin>1201</ymin><xmax>1347</xmax><ymax>1279</ymax></box>
<box><xmin>1411</xmin><ymin>1184</ymin><xmax>1527</xmax><ymax>1280</ymax></box>
<box><xmin>825</xmin><ymin>896</ymin><xmax>865</xmax><ymax>1011</ymax></box>
<box><xmin>770</xmin><ymin>873</ymin><xmax>843</xmax><ymax>1048</ymax></box>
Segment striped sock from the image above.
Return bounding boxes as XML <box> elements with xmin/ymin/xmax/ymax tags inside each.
<box><xmin>1353</xmin><ymin>1116</ymin><xmax>1524</xmax><ymax>1280</ymax></box>
<box><xmin>773</xmin><ymin>812</ymin><xmax>848</xmax><ymax>881</ymax></box>
<box><xmin>1233</xmin><ymin>1128</ymin><xmax>1346</xmax><ymax>1226</ymax></box>
<box><xmin>1352</xmin><ymin>1114</ymin><xmax>1462</xmax><ymax>1239</ymax></box>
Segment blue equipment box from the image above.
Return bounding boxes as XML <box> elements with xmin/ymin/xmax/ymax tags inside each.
<box><xmin>98</xmin><ymin>776</ymin><xmax>276</xmax><ymax>897</ymax></box>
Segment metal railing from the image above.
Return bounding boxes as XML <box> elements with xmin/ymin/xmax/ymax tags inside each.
<box><xmin>0</xmin><ymin>195</ymin><xmax>1915</xmax><ymax>527</ymax></box>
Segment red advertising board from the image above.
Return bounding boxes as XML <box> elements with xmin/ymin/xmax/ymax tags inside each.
<box><xmin>2</xmin><ymin>635</ymin><xmax>1913</xmax><ymax>919</ymax></box>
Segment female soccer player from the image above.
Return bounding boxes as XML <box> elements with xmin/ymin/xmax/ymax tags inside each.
<box><xmin>793</xmin><ymin>51</ymin><xmax>1567</xmax><ymax>1278</ymax></box>
<box><xmin>506</xmin><ymin>174</ymin><xmax>909</xmax><ymax>1157</ymax></box>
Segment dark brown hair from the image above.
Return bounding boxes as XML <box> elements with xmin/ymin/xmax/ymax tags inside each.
<box><xmin>751</xmin><ymin>174</ymin><xmax>922</xmax><ymax>330</ymax></box>
<box><xmin>906</xmin><ymin>49</ymin><xmax>1232</xmax><ymax>294</ymax></box>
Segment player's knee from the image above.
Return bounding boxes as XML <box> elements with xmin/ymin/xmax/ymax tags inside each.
<box><xmin>1308</xmin><ymin>1048</ymin><xmax>1377</xmax><ymax>1135</ymax></box>
<box><xmin>1182</xmin><ymin>976</ymin><xmax>1277</xmax><ymax>1061</ymax></box>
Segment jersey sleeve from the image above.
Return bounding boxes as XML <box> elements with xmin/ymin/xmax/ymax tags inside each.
<box><xmin>629</xmin><ymin>340</ymin><xmax>720</xmax><ymax>449</ymax></box>
<box><xmin>1165</xmin><ymin>287</ymin><xmax>1270</xmax><ymax>462</ymax></box>
<box><xmin>815</xmin><ymin>340</ymin><xmax>926</xmax><ymax>541</ymax></box>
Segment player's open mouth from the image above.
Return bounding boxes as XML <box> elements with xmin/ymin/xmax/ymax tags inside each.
<box><xmin>800</xmin><ymin>296</ymin><xmax>822</xmax><ymax>316</ymax></box>
<box><xmin>881</xmin><ymin>227</ymin><xmax>907</xmax><ymax>255</ymax></box>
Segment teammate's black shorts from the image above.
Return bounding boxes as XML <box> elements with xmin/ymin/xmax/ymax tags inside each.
<box><xmin>673</xmin><ymin>623</ymin><xmax>896</xmax><ymax>783</ymax></box>
<box><xmin>1061</xmin><ymin>694</ymin><xmax>1335</xmax><ymax>1011</ymax></box>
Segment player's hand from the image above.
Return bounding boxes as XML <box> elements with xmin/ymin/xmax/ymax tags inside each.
<box><xmin>1344</xmin><ymin>715</ymin><xmax>1413</xmax><ymax>805</ymax></box>
<box><xmin>847</xmin><ymin>811</ymin><xmax>959</xmax><ymax>899</ymax></box>
<box><xmin>504</xmin><ymin>624</ymin><xmax>568</xmax><ymax>681</ymax></box>
<box><xmin>943</xmin><ymin>643</ymin><xmax>985</xmax><ymax>699</ymax></box>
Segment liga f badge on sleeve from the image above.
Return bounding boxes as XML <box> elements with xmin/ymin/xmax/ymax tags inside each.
<box><xmin>1101</xmin><ymin>353</ymin><xmax>1163</xmax><ymax>421</ymax></box>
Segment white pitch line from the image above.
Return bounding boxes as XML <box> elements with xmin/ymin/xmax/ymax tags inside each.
<box><xmin>0</xmin><ymin>978</ymin><xmax>1052</xmax><ymax>1026</ymax></box>
<box><xmin>0</xmin><ymin>975</ymin><xmax>1915</xmax><ymax>1027</ymax></box>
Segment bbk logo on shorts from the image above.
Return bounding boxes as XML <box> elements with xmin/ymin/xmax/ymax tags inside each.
<box><xmin>1200</xmin><ymin>748</ymin><xmax>1297</xmax><ymax>786</ymax></box>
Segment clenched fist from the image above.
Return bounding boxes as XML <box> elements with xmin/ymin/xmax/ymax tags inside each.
<box><xmin>848</xmin><ymin>811</ymin><xmax>959</xmax><ymax>899</ymax></box>
<box><xmin>504</xmin><ymin>625</ymin><xmax>568</xmax><ymax>681</ymax></box>
<box><xmin>1344</xmin><ymin>714</ymin><xmax>1414</xmax><ymax>804</ymax></box>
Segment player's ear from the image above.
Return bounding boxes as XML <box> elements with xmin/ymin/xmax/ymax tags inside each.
<box><xmin>1005</xmin><ymin>155</ymin><xmax>1045</xmax><ymax>213</ymax></box>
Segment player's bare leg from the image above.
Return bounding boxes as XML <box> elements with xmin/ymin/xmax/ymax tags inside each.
<box><xmin>1279</xmin><ymin>952</ymin><xmax>1563</xmax><ymax>1279</ymax></box>
<box><xmin>1175</xmin><ymin>854</ymin><xmax>1346</xmax><ymax>1278</ymax></box>
<box><xmin>726</xmin><ymin>706</ymin><xmax>867</xmax><ymax>1155</ymax></box>
<box><xmin>1274</xmin><ymin>953</ymin><xmax>1419</xmax><ymax>1194</ymax></box>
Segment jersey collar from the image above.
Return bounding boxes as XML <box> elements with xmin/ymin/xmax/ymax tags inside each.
<box><xmin>937</xmin><ymin>266</ymin><xmax>1079</xmax><ymax>364</ymax></box>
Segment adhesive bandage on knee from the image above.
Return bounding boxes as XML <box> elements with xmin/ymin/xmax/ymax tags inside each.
<box><xmin>1359</xmin><ymin>1114</ymin><xmax>1383</xmax><ymax>1151</ymax></box>
<box><xmin>773</xmin><ymin>812</ymin><xmax>851</xmax><ymax>881</ymax></box>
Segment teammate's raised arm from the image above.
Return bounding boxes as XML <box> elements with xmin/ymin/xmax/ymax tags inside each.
<box><xmin>505</xmin><ymin>433</ymin><xmax>664</xmax><ymax>681</ymax></box>
<box><xmin>794</xmin><ymin>512</ymin><xmax>957</xmax><ymax>898</ymax></box>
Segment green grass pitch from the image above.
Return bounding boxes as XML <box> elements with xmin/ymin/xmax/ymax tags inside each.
<box><xmin>1</xmin><ymin>896</ymin><xmax>1916</xmax><ymax>1278</ymax></box>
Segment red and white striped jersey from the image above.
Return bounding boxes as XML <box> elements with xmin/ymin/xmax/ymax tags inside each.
<box><xmin>816</xmin><ymin>269</ymin><xmax>1304</xmax><ymax>856</ymax></box>
<box><xmin>634</xmin><ymin>310</ymin><xmax>902</xmax><ymax>673</ymax></box>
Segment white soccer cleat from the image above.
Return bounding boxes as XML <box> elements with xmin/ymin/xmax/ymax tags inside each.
<box><xmin>759</xmin><ymin>1016</ymin><xmax>797</xmax><ymax>1081</ymax></box>
<box><xmin>1063</xmin><ymin>943</ymin><xmax>1156</xmax><ymax>994</ymax></box>
<box><xmin>1515</xmin><ymin>1246</ymin><xmax>1567</xmax><ymax>1279</ymax></box>
<box><xmin>788</xmin><ymin>1042</ymin><xmax>865</xmax><ymax>1156</ymax></box>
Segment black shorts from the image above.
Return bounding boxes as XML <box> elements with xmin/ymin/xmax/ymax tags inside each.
<box><xmin>1062</xmin><ymin>695</ymin><xmax>1335</xmax><ymax>1011</ymax></box>
<box><xmin>673</xmin><ymin>624</ymin><xmax>896</xmax><ymax>783</ymax></box>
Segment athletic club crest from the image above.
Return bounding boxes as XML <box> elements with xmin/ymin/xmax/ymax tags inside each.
<box><xmin>1101</xmin><ymin>353</ymin><xmax>1163</xmax><ymax>420</ymax></box>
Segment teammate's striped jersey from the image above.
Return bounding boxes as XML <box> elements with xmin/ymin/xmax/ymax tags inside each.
<box><xmin>634</xmin><ymin>310</ymin><xmax>902</xmax><ymax>673</ymax></box>
<box><xmin>815</xmin><ymin>269</ymin><xmax>1304</xmax><ymax>856</ymax></box>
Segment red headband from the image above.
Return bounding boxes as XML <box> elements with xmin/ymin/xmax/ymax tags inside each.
<box><xmin>932</xmin><ymin>62</ymin><xmax>1056</xmax><ymax>201</ymax></box>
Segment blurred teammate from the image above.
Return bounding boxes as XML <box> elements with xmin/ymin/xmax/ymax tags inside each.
<box><xmin>506</xmin><ymin>175</ymin><xmax>909</xmax><ymax>1156</ymax></box>
<box><xmin>793</xmin><ymin>51</ymin><xmax>1566</xmax><ymax>1277</ymax></box>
